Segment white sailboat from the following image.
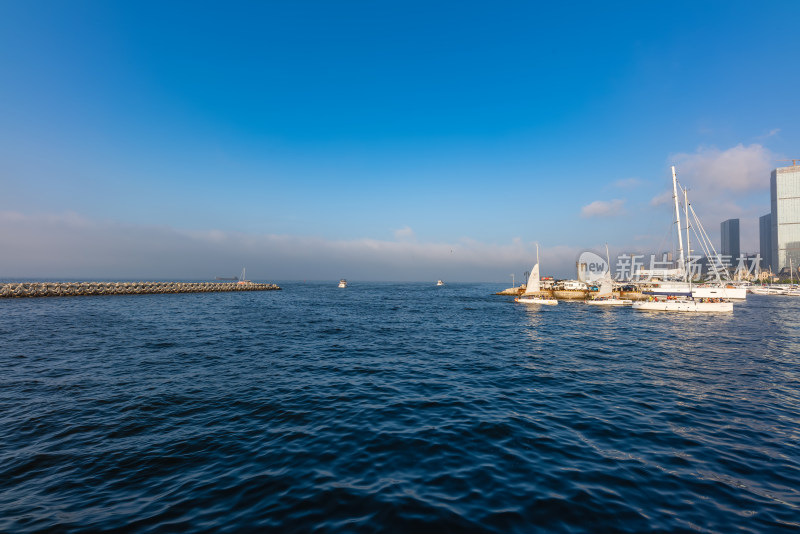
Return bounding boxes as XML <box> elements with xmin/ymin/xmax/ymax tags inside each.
<box><xmin>587</xmin><ymin>245</ymin><xmax>632</xmax><ymax>306</ymax></box>
<box><xmin>237</xmin><ymin>267</ymin><xmax>251</xmax><ymax>284</ymax></box>
<box><xmin>638</xmin><ymin>170</ymin><xmax>746</xmax><ymax>301</ymax></box>
<box><xmin>633</xmin><ymin>166</ymin><xmax>733</xmax><ymax>313</ymax></box>
<box><xmin>516</xmin><ymin>245</ymin><xmax>558</xmax><ymax>305</ymax></box>
<box><xmin>783</xmin><ymin>258</ymin><xmax>800</xmax><ymax>295</ymax></box>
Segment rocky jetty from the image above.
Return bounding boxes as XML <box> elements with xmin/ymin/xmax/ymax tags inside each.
<box><xmin>0</xmin><ymin>281</ymin><xmax>281</xmax><ymax>299</ymax></box>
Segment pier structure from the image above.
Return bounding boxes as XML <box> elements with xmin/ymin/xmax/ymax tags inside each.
<box><xmin>0</xmin><ymin>281</ymin><xmax>281</xmax><ymax>299</ymax></box>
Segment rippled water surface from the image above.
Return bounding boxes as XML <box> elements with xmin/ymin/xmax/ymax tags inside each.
<box><xmin>1</xmin><ymin>282</ymin><xmax>799</xmax><ymax>532</ymax></box>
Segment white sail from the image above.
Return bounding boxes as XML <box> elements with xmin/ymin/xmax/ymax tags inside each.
<box><xmin>524</xmin><ymin>263</ymin><xmax>540</xmax><ymax>294</ymax></box>
<box><xmin>597</xmin><ymin>275</ymin><xmax>613</xmax><ymax>296</ymax></box>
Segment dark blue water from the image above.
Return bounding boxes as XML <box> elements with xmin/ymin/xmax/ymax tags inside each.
<box><xmin>1</xmin><ymin>283</ymin><xmax>798</xmax><ymax>532</ymax></box>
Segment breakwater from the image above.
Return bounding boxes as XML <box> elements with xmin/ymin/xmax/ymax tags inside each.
<box><xmin>0</xmin><ymin>281</ymin><xmax>281</xmax><ymax>298</ymax></box>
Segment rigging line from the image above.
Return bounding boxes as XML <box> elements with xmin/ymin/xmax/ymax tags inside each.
<box><xmin>689</xmin><ymin>205</ymin><xmax>722</xmax><ymax>282</ymax></box>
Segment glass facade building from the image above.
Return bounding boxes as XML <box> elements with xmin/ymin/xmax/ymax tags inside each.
<box><xmin>720</xmin><ymin>218</ymin><xmax>740</xmax><ymax>263</ymax></box>
<box><xmin>759</xmin><ymin>213</ymin><xmax>772</xmax><ymax>272</ymax></box>
<box><xmin>770</xmin><ymin>165</ymin><xmax>800</xmax><ymax>273</ymax></box>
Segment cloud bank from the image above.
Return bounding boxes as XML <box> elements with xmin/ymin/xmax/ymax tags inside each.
<box><xmin>0</xmin><ymin>212</ymin><xmax>585</xmax><ymax>281</ymax></box>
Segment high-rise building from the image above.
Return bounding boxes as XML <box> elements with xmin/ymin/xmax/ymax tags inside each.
<box><xmin>720</xmin><ymin>218</ymin><xmax>740</xmax><ymax>264</ymax></box>
<box><xmin>770</xmin><ymin>164</ymin><xmax>800</xmax><ymax>273</ymax></box>
<box><xmin>759</xmin><ymin>213</ymin><xmax>772</xmax><ymax>272</ymax></box>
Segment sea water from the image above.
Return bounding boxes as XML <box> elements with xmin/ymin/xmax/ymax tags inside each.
<box><xmin>1</xmin><ymin>282</ymin><xmax>798</xmax><ymax>531</ymax></box>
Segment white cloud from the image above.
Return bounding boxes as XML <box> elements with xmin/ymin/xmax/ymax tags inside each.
<box><xmin>656</xmin><ymin>144</ymin><xmax>776</xmax><ymax>253</ymax></box>
<box><xmin>580</xmin><ymin>199</ymin><xmax>625</xmax><ymax>218</ymax></box>
<box><xmin>613</xmin><ymin>177</ymin><xmax>642</xmax><ymax>188</ymax></box>
<box><xmin>671</xmin><ymin>143</ymin><xmax>773</xmax><ymax>194</ymax></box>
<box><xmin>393</xmin><ymin>226</ymin><xmax>415</xmax><ymax>240</ymax></box>
<box><xmin>649</xmin><ymin>190</ymin><xmax>673</xmax><ymax>206</ymax></box>
<box><xmin>755</xmin><ymin>128</ymin><xmax>780</xmax><ymax>140</ymax></box>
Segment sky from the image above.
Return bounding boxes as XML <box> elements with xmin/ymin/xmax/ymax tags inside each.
<box><xmin>1</xmin><ymin>1</ymin><xmax>799</xmax><ymax>281</ymax></box>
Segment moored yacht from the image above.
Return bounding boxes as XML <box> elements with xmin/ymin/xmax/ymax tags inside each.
<box><xmin>633</xmin><ymin>166</ymin><xmax>733</xmax><ymax>313</ymax></box>
<box><xmin>633</xmin><ymin>296</ymin><xmax>733</xmax><ymax>313</ymax></box>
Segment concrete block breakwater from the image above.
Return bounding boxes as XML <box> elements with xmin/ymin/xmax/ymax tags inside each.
<box><xmin>0</xmin><ymin>281</ymin><xmax>281</xmax><ymax>298</ymax></box>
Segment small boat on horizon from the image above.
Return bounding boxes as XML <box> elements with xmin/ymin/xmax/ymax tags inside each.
<box><xmin>436</xmin><ymin>280</ymin><xmax>444</xmax><ymax>286</ymax></box>
<box><xmin>237</xmin><ymin>267</ymin><xmax>251</xmax><ymax>285</ymax></box>
<box><xmin>338</xmin><ymin>279</ymin><xmax>347</xmax><ymax>288</ymax></box>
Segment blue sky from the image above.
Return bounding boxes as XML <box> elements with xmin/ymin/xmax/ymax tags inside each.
<box><xmin>1</xmin><ymin>1</ymin><xmax>798</xmax><ymax>281</ymax></box>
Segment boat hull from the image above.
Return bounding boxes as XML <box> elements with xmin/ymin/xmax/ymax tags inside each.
<box><xmin>516</xmin><ymin>296</ymin><xmax>558</xmax><ymax>305</ymax></box>
<box><xmin>632</xmin><ymin>300</ymin><xmax>733</xmax><ymax>312</ymax></box>
<box><xmin>586</xmin><ymin>299</ymin><xmax>633</xmax><ymax>306</ymax></box>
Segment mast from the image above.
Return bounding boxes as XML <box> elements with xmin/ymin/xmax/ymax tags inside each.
<box><xmin>684</xmin><ymin>186</ymin><xmax>690</xmax><ymax>283</ymax></box>
<box><xmin>671</xmin><ymin>166</ymin><xmax>685</xmax><ymax>279</ymax></box>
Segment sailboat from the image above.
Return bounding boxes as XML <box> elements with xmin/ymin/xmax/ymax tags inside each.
<box><xmin>515</xmin><ymin>245</ymin><xmax>558</xmax><ymax>305</ymax></box>
<box><xmin>641</xmin><ymin>179</ymin><xmax>746</xmax><ymax>300</ymax></box>
<box><xmin>633</xmin><ymin>167</ymin><xmax>732</xmax><ymax>313</ymax></box>
<box><xmin>237</xmin><ymin>267</ymin><xmax>251</xmax><ymax>284</ymax></box>
<box><xmin>587</xmin><ymin>245</ymin><xmax>632</xmax><ymax>306</ymax></box>
<box><xmin>784</xmin><ymin>258</ymin><xmax>800</xmax><ymax>296</ymax></box>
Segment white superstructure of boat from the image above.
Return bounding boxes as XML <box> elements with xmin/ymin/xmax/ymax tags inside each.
<box><xmin>692</xmin><ymin>285</ymin><xmax>747</xmax><ymax>300</ymax></box>
<box><xmin>338</xmin><ymin>279</ymin><xmax>347</xmax><ymax>288</ymax></box>
<box><xmin>749</xmin><ymin>260</ymin><xmax>800</xmax><ymax>295</ymax></box>
<box><xmin>515</xmin><ymin>245</ymin><xmax>558</xmax><ymax>305</ymax></box>
<box><xmin>750</xmin><ymin>285</ymin><xmax>781</xmax><ymax>295</ymax></box>
<box><xmin>436</xmin><ymin>280</ymin><xmax>444</xmax><ymax>286</ymax></box>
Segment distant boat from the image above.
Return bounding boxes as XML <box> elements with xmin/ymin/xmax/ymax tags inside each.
<box><xmin>515</xmin><ymin>244</ymin><xmax>558</xmax><ymax>305</ymax></box>
<box><xmin>586</xmin><ymin>245</ymin><xmax>632</xmax><ymax>306</ymax></box>
<box><xmin>338</xmin><ymin>279</ymin><xmax>347</xmax><ymax>288</ymax></box>
<box><xmin>436</xmin><ymin>280</ymin><xmax>444</xmax><ymax>286</ymax></box>
<box><xmin>237</xmin><ymin>267</ymin><xmax>251</xmax><ymax>285</ymax></box>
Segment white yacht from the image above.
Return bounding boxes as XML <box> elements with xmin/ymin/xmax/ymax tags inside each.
<box><xmin>633</xmin><ymin>296</ymin><xmax>733</xmax><ymax>313</ymax></box>
<box><xmin>516</xmin><ymin>245</ymin><xmax>558</xmax><ymax>305</ymax></box>
<box><xmin>338</xmin><ymin>279</ymin><xmax>347</xmax><ymax>288</ymax></box>
<box><xmin>436</xmin><ymin>280</ymin><xmax>444</xmax><ymax>286</ymax></box>
<box><xmin>633</xmin><ymin>166</ymin><xmax>732</xmax><ymax>313</ymax></box>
